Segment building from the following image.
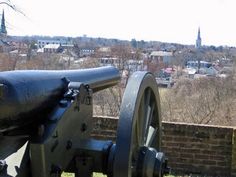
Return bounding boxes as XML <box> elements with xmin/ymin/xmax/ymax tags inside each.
<box><xmin>43</xmin><ymin>44</ymin><xmax>60</xmax><ymax>53</ymax></box>
<box><xmin>79</xmin><ymin>48</ymin><xmax>95</xmax><ymax>57</ymax></box>
<box><xmin>0</xmin><ymin>39</ymin><xmax>10</xmax><ymax>52</ymax></box>
<box><xmin>146</xmin><ymin>51</ymin><xmax>173</xmax><ymax>74</ymax></box>
<box><xmin>196</xmin><ymin>27</ymin><xmax>201</xmax><ymax>49</ymax></box>
<box><xmin>150</xmin><ymin>51</ymin><xmax>173</xmax><ymax>64</ymax></box>
<box><xmin>186</xmin><ymin>61</ymin><xmax>212</xmax><ymax>69</ymax></box>
<box><xmin>37</xmin><ymin>39</ymin><xmax>72</xmax><ymax>49</ymax></box>
<box><xmin>96</xmin><ymin>47</ymin><xmax>111</xmax><ymax>58</ymax></box>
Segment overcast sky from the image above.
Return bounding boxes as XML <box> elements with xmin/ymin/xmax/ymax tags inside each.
<box><xmin>3</xmin><ymin>0</ymin><xmax>236</xmax><ymax>46</ymax></box>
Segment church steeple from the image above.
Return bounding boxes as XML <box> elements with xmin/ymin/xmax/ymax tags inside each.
<box><xmin>196</xmin><ymin>27</ymin><xmax>201</xmax><ymax>49</ymax></box>
<box><xmin>1</xmin><ymin>10</ymin><xmax>7</xmax><ymax>35</ymax></box>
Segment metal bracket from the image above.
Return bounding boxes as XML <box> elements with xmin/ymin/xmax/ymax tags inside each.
<box><xmin>30</xmin><ymin>82</ymin><xmax>93</xmax><ymax>177</ymax></box>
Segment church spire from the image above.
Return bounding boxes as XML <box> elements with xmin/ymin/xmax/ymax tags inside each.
<box><xmin>196</xmin><ymin>27</ymin><xmax>201</xmax><ymax>49</ymax></box>
<box><xmin>1</xmin><ymin>10</ymin><xmax>7</xmax><ymax>35</ymax></box>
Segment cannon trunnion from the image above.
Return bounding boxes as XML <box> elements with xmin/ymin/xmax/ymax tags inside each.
<box><xmin>0</xmin><ymin>66</ymin><xmax>169</xmax><ymax>177</ymax></box>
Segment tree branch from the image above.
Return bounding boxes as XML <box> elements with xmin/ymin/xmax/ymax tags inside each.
<box><xmin>0</xmin><ymin>1</ymin><xmax>25</xmax><ymax>16</ymax></box>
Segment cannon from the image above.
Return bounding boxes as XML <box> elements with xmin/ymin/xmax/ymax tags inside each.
<box><xmin>0</xmin><ymin>66</ymin><xmax>169</xmax><ymax>177</ymax></box>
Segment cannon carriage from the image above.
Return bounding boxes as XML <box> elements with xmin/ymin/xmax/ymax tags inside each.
<box><xmin>0</xmin><ymin>66</ymin><xmax>169</xmax><ymax>177</ymax></box>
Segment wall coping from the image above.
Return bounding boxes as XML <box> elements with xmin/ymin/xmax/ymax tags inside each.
<box><xmin>94</xmin><ymin>115</ymin><xmax>119</xmax><ymax>120</ymax></box>
<box><xmin>93</xmin><ymin>116</ymin><xmax>236</xmax><ymax>129</ymax></box>
<box><xmin>162</xmin><ymin>121</ymin><xmax>236</xmax><ymax>130</ymax></box>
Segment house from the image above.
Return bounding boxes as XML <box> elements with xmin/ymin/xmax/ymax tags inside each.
<box><xmin>10</xmin><ymin>41</ymin><xmax>28</xmax><ymax>52</ymax></box>
<box><xmin>37</xmin><ymin>39</ymin><xmax>72</xmax><ymax>49</ymax></box>
<box><xmin>79</xmin><ymin>48</ymin><xmax>95</xmax><ymax>57</ymax></box>
<box><xmin>146</xmin><ymin>51</ymin><xmax>174</xmax><ymax>74</ymax></box>
<box><xmin>100</xmin><ymin>57</ymin><xmax>143</xmax><ymax>74</ymax></box>
<box><xmin>156</xmin><ymin>68</ymin><xmax>175</xmax><ymax>87</ymax></box>
<box><xmin>43</xmin><ymin>44</ymin><xmax>60</xmax><ymax>53</ymax></box>
<box><xmin>96</xmin><ymin>47</ymin><xmax>112</xmax><ymax>58</ymax></box>
<box><xmin>150</xmin><ymin>51</ymin><xmax>173</xmax><ymax>64</ymax></box>
<box><xmin>0</xmin><ymin>39</ymin><xmax>10</xmax><ymax>53</ymax></box>
<box><xmin>199</xmin><ymin>66</ymin><xmax>218</xmax><ymax>76</ymax></box>
<box><xmin>100</xmin><ymin>57</ymin><xmax>118</xmax><ymax>66</ymax></box>
<box><xmin>186</xmin><ymin>60</ymin><xmax>212</xmax><ymax>69</ymax></box>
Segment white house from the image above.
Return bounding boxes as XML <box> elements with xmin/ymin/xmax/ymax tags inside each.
<box><xmin>37</xmin><ymin>39</ymin><xmax>72</xmax><ymax>49</ymax></box>
<box><xmin>43</xmin><ymin>44</ymin><xmax>60</xmax><ymax>53</ymax></box>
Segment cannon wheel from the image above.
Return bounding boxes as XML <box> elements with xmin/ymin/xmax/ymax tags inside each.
<box><xmin>113</xmin><ymin>72</ymin><xmax>162</xmax><ymax>177</ymax></box>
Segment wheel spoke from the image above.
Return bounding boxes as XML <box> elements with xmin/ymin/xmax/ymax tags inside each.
<box><xmin>139</xmin><ymin>88</ymin><xmax>151</xmax><ymax>143</ymax></box>
<box><xmin>145</xmin><ymin>126</ymin><xmax>157</xmax><ymax>147</ymax></box>
<box><xmin>150</xmin><ymin>109</ymin><xmax>160</xmax><ymax>148</ymax></box>
<box><xmin>137</xmin><ymin>95</ymin><xmax>146</xmax><ymax>146</ymax></box>
<box><xmin>144</xmin><ymin>101</ymin><xmax>155</xmax><ymax>143</ymax></box>
<box><xmin>145</xmin><ymin>88</ymin><xmax>151</xmax><ymax>109</ymax></box>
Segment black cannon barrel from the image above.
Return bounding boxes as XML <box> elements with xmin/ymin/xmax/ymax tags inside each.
<box><xmin>0</xmin><ymin>66</ymin><xmax>120</xmax><ymax>132</ymax></box>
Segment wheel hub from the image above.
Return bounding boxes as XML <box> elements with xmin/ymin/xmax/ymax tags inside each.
<box><xmin>136</xmin><ymin>146</ymin><xmax>168</xmax><ymax>177</ymax></box>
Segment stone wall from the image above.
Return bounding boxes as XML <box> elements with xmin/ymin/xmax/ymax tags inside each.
<box><xmin>91</xmin><ymin>116</ymin><xmax>236</xmax><ymax>176</ymax></box>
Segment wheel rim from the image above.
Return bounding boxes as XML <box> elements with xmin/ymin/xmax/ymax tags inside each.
<box><xmin>114</xmin><ymin>72</ymin><xmax>162</xmax><ymax>177</ymax></box>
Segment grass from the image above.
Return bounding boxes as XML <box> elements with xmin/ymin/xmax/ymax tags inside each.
<box><xmin>61</xmin><ymin>172</ymin><xmax>106</xmax><ymax>177</ymax></box>
<box><xmin>61</xmin><ymin>173</ymin><xmax>74</xmax><ymax>177</ymax></box>
<box><xmin>62</xmin><ymin>172</ymin><xmax>184</xmax><ymax>177</ymax></box>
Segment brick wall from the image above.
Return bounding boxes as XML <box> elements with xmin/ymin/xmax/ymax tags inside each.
<box><xmin>232</xmin><ymin>129</ymin><xmax>236</xmax><ymax>176</ymax></box>
<box><xmin>91</xmin><ymin>116</ymin><xmax>236</xmax><ymax>177</ymax></box>
<box><xmin>162</xmin><ymin>122</ymin><xmax>234</xmax><ymax>176</ymax></box>
<box><xmin>91</xmin><ymin>116</ymin><xmax>118</xmax><ymax>140</ymax></box>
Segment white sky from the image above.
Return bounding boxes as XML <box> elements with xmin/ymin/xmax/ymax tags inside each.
<box><xmin>2</xmin><ymin>0</ymin><xmax>236</xmax><ymax>46</ymax></box>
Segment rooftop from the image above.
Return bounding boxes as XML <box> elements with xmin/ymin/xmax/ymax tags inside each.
<box><xmin>150</xmin><ymin>51</ymin><xmax>173</xmax><ymax>57</ymax></box>
<box><xmin>43</xmin><ymin>44</ymin><xmax>60</xmax><ymax>49</ymax></box>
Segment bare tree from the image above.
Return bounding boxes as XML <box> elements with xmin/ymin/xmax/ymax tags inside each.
<box><xmin>160</xmin><ymin>70</ymin><xmax>236</xmax><ymax>126</ymax></box>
